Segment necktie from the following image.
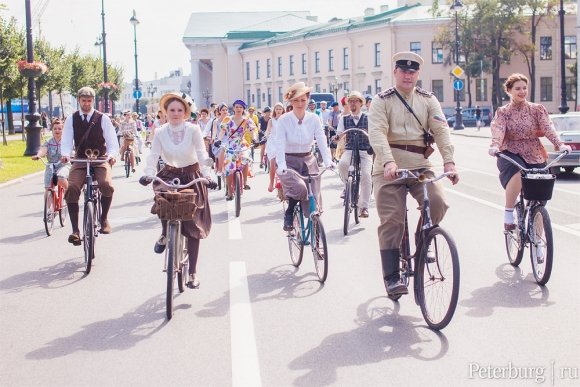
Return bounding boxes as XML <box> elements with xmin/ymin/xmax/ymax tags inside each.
<box><xmin>83</xmin><ymin>114</ymin><xmax>88</xmax><ymax>123</ymax></box>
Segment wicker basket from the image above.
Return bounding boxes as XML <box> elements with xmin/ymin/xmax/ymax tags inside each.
<box><xmin>521</xmin><ymin>174</ymin><xmax>555</xmax><ymax>201</ymax></box>
<box><xmin>154</xmin><ymin>189</ymin><xmax>197</xmax><ymax>220</ymax></box>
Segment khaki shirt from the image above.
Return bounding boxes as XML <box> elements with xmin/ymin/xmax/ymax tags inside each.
<box><xmin>368</xmin><ymin>86</ymin><xmax>454</xmax><ymax>175</ymax></box>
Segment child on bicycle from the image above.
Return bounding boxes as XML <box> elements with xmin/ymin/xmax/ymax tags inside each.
<box><xmin>31</xmin><ymin>118</ymin><xmax>70</xmax><ymax>192</ymax></box>
<box><xmin>119</xmin><ymin>109</ymin><xmax>138</xmax><ymax>172</ymax></box>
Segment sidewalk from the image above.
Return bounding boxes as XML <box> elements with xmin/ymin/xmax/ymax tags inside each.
<box><xmin>449</xmin><ymin>125</ymin><xmax>491</xmax><ymax>139</ymax></box>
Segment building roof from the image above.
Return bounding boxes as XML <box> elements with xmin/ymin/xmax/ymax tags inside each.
<box><xmin>183</xmin><ymin>11</ymin><xmax>318</xmax><ymax>39</ymax></box>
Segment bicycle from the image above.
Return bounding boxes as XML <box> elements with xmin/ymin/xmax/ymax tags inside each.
<box><xmin>145</xmin><ymin>175</ymin><xmax>209</xmax><ymax>320</ymax></box>
<box><xmin>122</xmin><ymin>140</ymin><xmax>136</xmax><ymax>178</ymax></box>
<box><xmin>222</xmin><ymin>145</ymin><xmax>253</xmax><ymax>217</ymax></box>
<box><xmin>498</xmin><ymin>150</ymin><xmax>569</xmax><ymax>285</ymax></box>
<box><xmin>336</xmin><ymin>128</ymin><xmax>369</xmax><ymax>235</ymax></box>
<box><xmin>72</xmin><ymin>149</ymin><xmax>107</xmax><ymax>275</ymax></box>
<box><xmin>37</xmin><ymin>159</ymin><xmax>68</xmax><ymax>236</ymax></box>
<box><xmin>391</xmin><ymin>169</ymin><xmax>460</xmax><ymax>330</ymax></box>
<box><xmin>285</xmin><ymin>167</ymin><xmax>333</xmax><ymax>283</ymax></box>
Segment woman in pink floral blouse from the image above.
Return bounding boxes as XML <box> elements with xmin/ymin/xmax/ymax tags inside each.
<box><xmin>489</xmin><ymin>73</ymin><xmax>571</xmax><ymax>231</ymax></box>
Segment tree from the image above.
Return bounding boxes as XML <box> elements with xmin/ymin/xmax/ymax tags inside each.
<box><xmin>0</xmin><ymin>15</ymin><xmax>25</xmax><ymax>135</ymax></box>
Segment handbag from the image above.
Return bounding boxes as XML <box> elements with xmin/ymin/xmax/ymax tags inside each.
<box><xmin>393</xmin><ymin>90</ymin><xmax>435</xmax><ymax>158</ymax></box>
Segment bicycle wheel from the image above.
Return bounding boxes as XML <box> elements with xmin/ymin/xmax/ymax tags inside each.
<box><xmin>125</xmin><ymin>154</ymin><xmax>131</xmax><ymax>178</ymax></box>
<box><xmin>234</xmin><ymin>171</ymin><xmax>242</xmax><ymax>217</ymax></box>
<box><xmin>83</xmin><ymin>201</ymin><xmax>95</xmax><ymax>274</ymax></box>
<box><xmin>416</xmin><ymin>227</ymin><xmax>460</xmax><ymax>330</ymax></box>
<box><xmin>58</xmin><ymin>189</ymin><xmax>68</xmax><ymax>227</ymax></box>
<box><xmin>505</xmin><ymin>201</ymin><xmax>524</xmax><ymax>266</ymax></box>
<box><xmin>352</xmin><ymin>175</ymin><xmax>360</xmax><ymax>225</ymax></box>
<box><xmin>177</xmin><ymin>235</ymin><xmax>188</xmax><ymax>293</ymax></box>
<box><xmin>288</xmin><ymin>207</ymin><xmax>304</xmax><ymax>267</ymax></box>
<box><xmin>166</xmin><ymin>223</ymin><xmax>179</xmax><ymax>319</ymax></box>
<box><xmin>312</xmin><ymin>215</ymin><xmax>329</xmax><ymax>283</ymax></box>
<box><xmin>342</xmin><ymin>177</ymin><xmax>352</xmax><ymax>236</ymax></box>
<box><xmin>529</xmin><ymin>206</ymin><xmax>553</xmax><ymax>285</ymax></box>
<box><xmin>43</xmin><ymin>190</ymin><xmax>56</xmax><ymax>236</ymax></box>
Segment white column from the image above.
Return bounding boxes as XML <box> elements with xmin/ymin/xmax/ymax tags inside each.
<box><xmin>190</xmin><ymin>59</ymin><xmax>201</xmax><ymax>108</ymax></box>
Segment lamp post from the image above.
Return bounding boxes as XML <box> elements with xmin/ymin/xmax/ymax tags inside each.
<box><xmin>130</xmin><ymin>10</ymin><xmax>140</xmax><ymax>114</ymax></box>
<box><xmin>147</xmin><ymin>84</ymin><xmax>157</xmax><ymax>113</ymax></box>
<box><xmin>23</xmin><ymin>0</ymin><xmax>41</xmax><ymax>155</ymax></box>
<box><xmin>94</xmin><ymin>37</ymin><xmax>102</xmax><ymax>59</ymax></box>
<box><xmin>451</xmin><ymin>0</ymin><xmax>464</xmax><ymax>130</ymax></box>
<box><xmin>558</xmin><ymin>0</ymin><xmax>569</xmax><ymax>114</ymax></box>
<box><xmin>100</xmin><ymin>0</ymin><xmax>109</xmax><ymax>113</ymax></box>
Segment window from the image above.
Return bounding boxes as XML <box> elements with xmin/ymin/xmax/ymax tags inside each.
<box><xmin>434</xmin><ymin>81</ymin><xmax>443</xmax><ymax>101</ymax></box>
<box><xmin>267</xmin><ymin>87</ymin><xmax>272</xmax><ymax>106</ymax></box>
<box><xmin>475</xmin><ymin>78</ymin><xmax>487</xmax><ymax>101</ymax></box>
<box><xmin>540</xmin><ymin>37</ymin><xmax>552</xmax><ymax>60</ymax></box>
<box><xmin>289</xmin><ymin>55</ymin><xmax>294</xmax><ymax>76</ymax></box>
<box><xmin>256</xmin><ymin>88</ymin><xmax>261</xmax><ymax>108</ymax></box>
<box><xmin>247</xmin><ymin>90</ymin><xmax>251</xmax><ymax>105</ymax></box>
<box><xmin>315</xmin><ymin>84</ymin><xmax>321</xmax><ymax>92</ymax></box>
<box><xmin>277</xmin><ymin>57</ymin><xmax>282</xmax><ymax>77</ymax></box>
<box><xmin>255</xmin><ymin>60</ymin><xmax>260</xmax><ymax>80</ymax></box>
<box><xmin>375</xmin><ymin>79</ymin><xmax>382</xmax><ymax>93</ymax></box>
<box><xmin>301</xmin><ymin>53</ymin><xmax>307</xmax><ymax>74</ymax></box>
<box><xmin>540</xmin><ymin>77</ymin><xmax>552</xmax><ymax>101</ymax></box>
<box><xmin>432</xmin><ymin>42</ymin><xmax>443</xmax><ymax>64</ymax></box>
<box><xmin>245</xmin><ymin>62</ymin><xmax>250</xmax><ymax>81</ymax></box>
<box><xmin>343</xmin><ymin>81</ymin><xmax>349</xmax><ymax>94</ymax></box>
<box><xmin>315</xmin><ymin>51</ymin><xmax>320</xmax><ymax>73</ymax></box>
<box><xmin>328</xmin><ymin>49</ymin><xmax>334</xmax><ymax>72</ymax></box>
<box><xmin>266</xmin><ymin>58</ymin><xmax>271</xmax><ymax>78</ymax></box>
<box><xmin>278</xmin><ymin>87</ymin><xmax>283</xmax><ymax>103</ymax></box>
<box><xmin>374</xmin><ymin>43</ymin><xmax>381</xmax><ymax>67</ymax></box>
<box><xmin>343</xmin><ymin>47</ymin><xmax>349</xmax><ymax>70</ymax></box>
<box><xmin>410</xmin><ymin>42</ymin><xmax>421</xmax><ymax>55</ymax></box>
<box><xmin>564</xmin><ymin>36</ymin><xmax>577</xmax><ymax>59</ymax></box>
<box><xmin>566</xmin><ymin>77</ymin><xmax>576</xmax><ymax>101</ymax></box>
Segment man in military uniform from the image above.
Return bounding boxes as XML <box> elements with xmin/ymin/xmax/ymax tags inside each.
<box><xmin>368</xmin><ymin>51</ymin><xmax>459</xmax><ymax>297</ymax></box>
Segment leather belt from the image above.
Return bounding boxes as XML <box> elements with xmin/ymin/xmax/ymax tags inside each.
<box><xmin>163</xmin><ymin>163</ymin><xmax>199</xmax><ymax>173</ymax></box>
<box><xmin>390</xmin><ymin>144</ymin><xmax>426</xmax><ymax>154</ymax></box>
<box><xmin>285</xmin><ymin>152</ymin><xmax>311</xmax><ymax>157</ymax></box>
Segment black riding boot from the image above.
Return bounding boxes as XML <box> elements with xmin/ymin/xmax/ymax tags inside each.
<box><xmin>66</xmin><ymin>202</ymin><xmax>81</xmax><ymax>245</ymax></box>
<box><xmin>381</xmin><ymin>248</ymin><xmax>408</xmax><ymax>296</ymax></box>
<box><xmin>283</xmin><ymin>198</ymin><xmax>298</xmax><ymax>231</ymax></box>
<box><xmin>100</xmin><ymin>196</ymin><xmax>113</xmax><ymax>234</ymax></box>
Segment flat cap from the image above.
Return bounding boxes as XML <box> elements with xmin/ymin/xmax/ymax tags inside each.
<box><xmin>393</xmin><ymin>51</ymin><xmax>424</xmax><ymax>72</ymax></box>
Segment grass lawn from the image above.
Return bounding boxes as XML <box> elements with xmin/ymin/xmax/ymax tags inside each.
<box><xmin>0</xmin><ymin>140</ymin><xmax>45</xmax><ymax>183</ymax></box>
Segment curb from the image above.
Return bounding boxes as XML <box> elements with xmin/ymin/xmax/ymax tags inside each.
<box><xmin>450</xmin><ymin>132</ymin><xmax>491</xmax><ymax>139</ymax></box>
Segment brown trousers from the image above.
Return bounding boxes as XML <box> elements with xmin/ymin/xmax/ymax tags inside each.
<box><xmin>373</xmin><ymin>169</ymin><xmax>449</xmax><ymax>250</ymax></box>
<box><xmin>65</xmin><ymin>161</ymin><xmax>114</xmax><ymax>203</ymax></box>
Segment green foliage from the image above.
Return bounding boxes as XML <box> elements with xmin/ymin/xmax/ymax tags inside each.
<box><xmin>0</xmin><ymin>139</ymin><xmax>44</xmax><ymax>183</ymax></box>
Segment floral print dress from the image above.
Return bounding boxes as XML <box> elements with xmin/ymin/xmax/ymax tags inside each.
<box><xmin>221</xmin><ymin>116</ymin><xmax>256</xmax><ymax>177</ymax></box>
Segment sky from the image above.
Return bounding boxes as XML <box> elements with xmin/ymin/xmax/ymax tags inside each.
<box><xmin>1</xmin><ymin>0</ymin><xmax>399</xmax><ymax>84</ymax></box>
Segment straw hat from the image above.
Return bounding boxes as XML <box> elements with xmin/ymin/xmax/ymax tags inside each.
<box><xmin>284</xmin><ymin>82</ymin><xmax>313</xmax><ymax>101</ymax></box>
<box><xmin>347</xmin><ymin>91</ymin><xmax>364</xmax><ymax>103</ymax></box>
<box><xmin>159</xmin><ymin>92</ymin><xmax>196</xmax><ymax>118</ymax></box>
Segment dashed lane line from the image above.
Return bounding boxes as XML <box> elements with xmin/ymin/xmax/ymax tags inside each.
<box><xmin>227</xmin><ymin>199</ymin><xmax>242</xmax><ymax>239</ymax></box>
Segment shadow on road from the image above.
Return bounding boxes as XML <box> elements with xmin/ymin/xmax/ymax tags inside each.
<box><xmin>196</xmin><ymin>265</ymin><xmax>324</xmax><ymax>319</ymax></box>
<box><xmin>0</xmin><ymin>228</ymin><xmax>50</xmax><ymax>244</ymax></box>
<box><xmin>289</xmin><ymin>296</ymin><xmax>449</xmax><ymax>386</ymax></box>
<box><xmin>460</xmin><ymin>263</ymin><xmax>552</xmax><ymax>317</ymax></box>
<box><xmin>0</xmin><ymin>257</ymin><xmax>87</xmax><ymax>293</ymax></box>
<box><xmin>25</xmin><ymin>294</ymin><xmax>170</xmax><ymax>360</ymax></box>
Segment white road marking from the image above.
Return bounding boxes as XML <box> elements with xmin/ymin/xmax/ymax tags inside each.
<box><xmin>230</xmin><ymin>262</ymin><xmax>262</xmax><ymax>387</ymax></box>
<box><xmin>227</xmin><ymin>199</ymin><xmax>242</xmax><ymax>239</ymax></box>
<box><xmin>445</xmin><ymin>188</ymin><xmax>580</xmax><ymax>238</ymax></box>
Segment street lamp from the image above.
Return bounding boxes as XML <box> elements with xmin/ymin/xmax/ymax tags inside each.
<box><xmin>100</xmin><ymin>0</ymin><xmax>109</xmax><ymax>113</ymax></box>
<box><xmin>94</xmin><ymin>36</ymin><xmax>102</xmax><ymax>59</ymax></box>
<box><xmin>451</xmin><ymin>0</ymin><xmax>464</xmax><ymax>130</ymax></box>
<box><xmin>23</xmin><ymin>0</ymin><xmax>41</xmax><ymax>155</ymax></box>
<box><xmin>558</xmin><ymin>0</ymin><xmax>569</xmax><ymax>114</ymax></box>
<box><xmin>147</xmin><ymin>84</ymin><xmax>157</xmax><ymax>98</ymax></box>
<box><xmin>130</xmin><ymin>9</ymin><xmax>140</xmax><ymax>114</ymax></box>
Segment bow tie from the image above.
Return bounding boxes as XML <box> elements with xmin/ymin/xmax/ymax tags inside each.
<box><xmin>352</xmin><ymin>115</ymin><xmax>359</xmax><ymax>120</ymax></box>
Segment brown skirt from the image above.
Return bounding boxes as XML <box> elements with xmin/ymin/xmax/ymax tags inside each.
<box><xmin>151</xmin><ymin>163</ymin><xmax>211</xmax><ymax>239</ymax></box>
<box><xmin>277</xmin><ymin>153</ymin><xmax>322</xmax><ymax>216</ymax></box>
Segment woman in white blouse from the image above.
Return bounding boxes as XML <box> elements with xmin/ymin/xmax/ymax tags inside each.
<box><xmin>265</xmin><ymin>102</ymin><xmax>285</xmax><ymax>192</ymax></box>
<box><xmin>274</xmin><ymin>82</ymin><xmax>333</xmax><ymax>231</ymax></box>
<box><xmin>142</xmin><ymin>92</ymin><xmax>216</xmax><ymax>289</ymax></box>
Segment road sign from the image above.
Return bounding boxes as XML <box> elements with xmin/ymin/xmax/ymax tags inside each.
<box><xmin>451</xmin><ymin>65</ymin><xmax>464</xmax><ymax>78</ymax></box>
<box><xmin>133</xmin><ymin>89</ymin><xmax>143</xmax><ymax>99</ymax></box>
<box><xmin>453</xmin><ymin>79</ymin><xmax>464</xmax><ymax>91</ymax></box>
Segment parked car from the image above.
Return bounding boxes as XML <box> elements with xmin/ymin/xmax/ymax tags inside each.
<box><xmin>447</xmin><ymin>111</ymin><xmax>478</xmax><ymax>127</ymax></box>
<box><xmin>540</xmin><ymin>112</ymin><xmax>580</xmax><ymax>173</ymax></box>
<box><xmin>446</xmin><ymin>107</ymin><xmax>493</xmax><ymax>127</ymax></box>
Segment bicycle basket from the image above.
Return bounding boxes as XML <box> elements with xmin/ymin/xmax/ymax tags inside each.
<box><xmin>521</xmin><ymin>173</ymin><xmax>555</xmax><ymax>201</ymax></box>
<box><xmin>154</xmin><ymin>189</ymin><xmax>197</xmax><ymax>221</ymax></box>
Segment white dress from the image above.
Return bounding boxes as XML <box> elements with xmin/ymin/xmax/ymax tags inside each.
<box><xmin>265</xmin><ymin>118</ymin><xmax>279</xmax><ymax>158</ymax></box>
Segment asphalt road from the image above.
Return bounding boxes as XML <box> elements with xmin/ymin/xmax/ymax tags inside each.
<box><xmin>1</xmin><ymin>134</ymin><xmax>579</xmax><ymax>387</ymax></box>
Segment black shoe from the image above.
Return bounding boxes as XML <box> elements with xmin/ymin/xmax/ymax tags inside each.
<box><xmin>385</xmin><ymin>277</ymin><xmax>408</xmax><ymax>297</ymax></box>
<box><xmin>283</xmin><ymin>211</ymin><xmax>293</xmax><ymax>231</ymax></box>
<box><xmin>154</xmin><ymin>235</ymin><xmax>167</xmax><ymax>254</ymax></box>
<box><xmin>68</xmin><ymin>232</ymin><xmax>82</xmax><ymax>246</ymax></box>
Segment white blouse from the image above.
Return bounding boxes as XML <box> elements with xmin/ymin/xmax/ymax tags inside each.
<box><xmin>144</xmin><ymin>122</ymin><xmax>210</xmax><ymax>176</ymax></box>
<box><xmin>274</xmin><ymin>111</ymin><xmax>332</xmax><ymax>171</ymax></box>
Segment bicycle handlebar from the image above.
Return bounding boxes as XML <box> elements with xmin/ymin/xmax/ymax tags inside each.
<box><xmin>146</xmin><ymin>175</ymin><xmax>209</xmax><ymax>190</ymax></box>
<box><xmin>497</xmin><ymin>150</ymin><xmax>569</xmax><ymax>173</ymax></box>
<box><xmin>336</xmin><ymin>128</ymin><xmax>369</xmax><ymax>139</ymax></box>
<box><xmin>395</xmin><ymin>169</ymin><xmax>456</xmax><ymax>184</ymax></box>
<box><xmin>284</xmin><ymin>166</ymin><xmax>335</xmax><ymax>180</ymax></box>
<box><xmin>70</xmin><ymin>158</ymin><xmax>108</xmax><ymax>164</ymax></box>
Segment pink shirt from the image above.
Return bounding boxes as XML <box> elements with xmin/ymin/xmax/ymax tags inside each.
<box><xmin>490</xmin><ymin>101</ymin><xmax>563</xmax><ymax>164</ymax></box>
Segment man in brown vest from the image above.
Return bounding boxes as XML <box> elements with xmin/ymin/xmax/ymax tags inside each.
<box><xmin>61</xmin><ymin>86</ymin><xmax>119</xmax><ymax>245</ymax></box>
